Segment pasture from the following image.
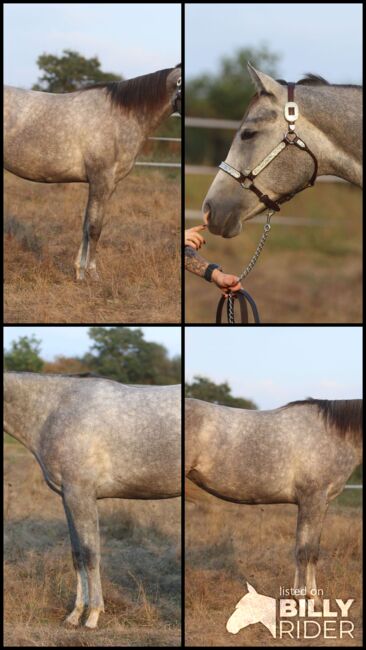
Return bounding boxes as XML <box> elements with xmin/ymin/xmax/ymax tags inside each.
<box><xmin>4</xmin><ymin>439</ymin><xmax>181</xmax><ymax>646</ymax></box>
<box><xmin>185</xmin><ymin>175</ymin><xmax>362</xmax><ymax>323</ymax></box>
<box><xmin>4</xmin><ymin>167</ymin><xmax>180</xmax><ymax>324</ymax></box>
<box><xmin>185</xmin><ymin>482</ymin><xmax>362</xmax><ymax>646</ymax></box>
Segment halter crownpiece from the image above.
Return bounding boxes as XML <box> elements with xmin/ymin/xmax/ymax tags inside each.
<box><xmin>219</xmin><ymin>83</ymin><xmax>318</xmax><ymax>213</ymax></box>
<box><xmin>173</xmin><ymin>76</ymin><xmax>182</xmax><ymax>114</ymax></box>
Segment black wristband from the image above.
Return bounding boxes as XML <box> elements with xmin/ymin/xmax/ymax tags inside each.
<box><xmin>204</xmin><ymin>263</ymin><xmax>221</xmax><ymax>282</ymax></box>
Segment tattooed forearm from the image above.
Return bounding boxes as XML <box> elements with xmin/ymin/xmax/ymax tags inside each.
<box><xmin>184</xmin><ymin>246</ymin><xmax>209</xmax><ymax>277</ymax></box>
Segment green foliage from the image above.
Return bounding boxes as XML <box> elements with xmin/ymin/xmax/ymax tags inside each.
<box><xmin>186</xmin><ymin>45</ymin><xmax>280</xmax><ymax>165</ymax></box>
<box><xmin>4</xmin><ymin>335</ymin><xmax>44</xmax><ymax>372</ymax></box>
<box><xmin>185</xmin><ymin>375</ymin><xmax>257</xmax><ymax>409</ymax></box>
<box><xmin>32</xmin><ymin>49</ymin><xmax>122</xmax><ymax>92</ymax></box>
<box><xmin>83</xmin><ymin>327</ymin><xmax>180</xmax><ymax>385</ymax></box>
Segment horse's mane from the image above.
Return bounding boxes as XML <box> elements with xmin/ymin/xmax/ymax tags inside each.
<box><xmin>277</xmin><ymin>74</ymin><xmax>360</xmax><ymax>89</ymax></box>
<box><xmin>83</xmin><ymin>64</ymin><xmax>180</xmax><ymax>112</ymax></box>
<box><xmin>283</xmin><ymin>398</ymin><xmax>363</xmax><ymax>441</ymax></box>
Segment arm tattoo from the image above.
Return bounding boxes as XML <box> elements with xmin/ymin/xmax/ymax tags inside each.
<box><xmin>184</xmin><ymin>246</ymin><xmax>209</xmax><ymax>278</ymax></box>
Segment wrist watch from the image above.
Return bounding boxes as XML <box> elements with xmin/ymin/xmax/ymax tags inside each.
<box><xmin>204</xmin><ymin>263</ymin><xmax>222</xmax><ymax>282</ymax></box>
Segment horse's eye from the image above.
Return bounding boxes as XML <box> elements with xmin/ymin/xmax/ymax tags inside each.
<box><xmin>240</xmin><ymin>130</ymin><xmax>257</xmax><ymax>141</ymax></box>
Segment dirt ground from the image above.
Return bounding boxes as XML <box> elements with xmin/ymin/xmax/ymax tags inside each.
<box><xmin>4</xmin><ymin>441</ymin><xmax>181</xmax><ymax>647</ymax></box>
<box><xmin>4</xmin><ymin>168</ymin><xmax>181</xmax><ymax>324</ymax></box>
<box><xmin>185</xmin><ymin>482</ymin><xmax>362</xmax><ymax>647</ymax></box>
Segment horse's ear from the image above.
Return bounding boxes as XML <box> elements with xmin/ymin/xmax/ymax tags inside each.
<box><xmin>246</xmin><ymin>582</ymin><xmax>257</xmax><ymax>594</ymax></box>
<box><xmin>247</xmin><ymin>62</ymin><xmax>282</xmax><ymax>97</ymax></box>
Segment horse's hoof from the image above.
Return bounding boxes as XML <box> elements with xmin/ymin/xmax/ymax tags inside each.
<box><xmin>88</xmin><ymin>269</ymin><xmax>100</xmax><ymax>281</ymax></box>
<box><xmin>75</xmin><ymin>269</ymin><xmax>85</xmax><ymax>281</ymax></box>
<box><xmin>64</xmin><ymin>613</ymin><xmax>81</xmax><ymax>627</ymax></box>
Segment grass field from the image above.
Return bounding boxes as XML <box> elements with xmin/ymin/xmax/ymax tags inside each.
<box><xmin>185</xmin><ymin>481</ymin><xmax>362</xmax><ymax>646</ymax></box>
<box><xmin>4</xmin><ymin>441</ymin><xmax>181</xmax><ymax>647</ymax></box>
<box><xmin>185</xmin><ymin>175</ymin><xmax>362</xmax><ymax>323</ymax></box>
<box><xmin>4</xmin><ymin>168</ymin><xmax>180</xmax><ymax>324</ymax></box>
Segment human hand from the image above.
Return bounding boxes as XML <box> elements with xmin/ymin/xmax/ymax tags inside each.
<box><xmin>184</xmin><ymin>225</ymin><xmax>207</xmax><ymax>250</ymax></box>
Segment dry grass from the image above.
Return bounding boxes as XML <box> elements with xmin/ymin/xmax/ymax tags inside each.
<box><xmin>4</xmin><ymin>442</ymin><xmax>181</xmax><ymax>646</ymax></box>
<box><xmin>4</xmin><ymin>169</ymin><xmax>181</xmax><ymax>324</ymax></box>
<box><xmin>185</xmin><ymin>179</ymin><xmax>362</xmax><ymax>323</ymax></box>
<box><xmin>185</xmin><ymin>482</ymin><xmax>362</xmax><ymax>646</ymax></box>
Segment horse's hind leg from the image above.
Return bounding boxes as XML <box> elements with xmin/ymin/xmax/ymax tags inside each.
<box><xmin>75</xmin><ymin>173</ymin><xmax>115</xmax><ymax>281</ymax></box>
<box><xmin>294</xmin><ymin>491</ymin><xmax>328</xmax><ymax>607</ymax></box>
<box><xmin>62</xmin><ymin>487</ymin><xmax>104</xmax><ymax>628</ymax></box>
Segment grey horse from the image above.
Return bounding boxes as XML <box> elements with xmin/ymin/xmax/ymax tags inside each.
<box><xmin>204</xmin><ymin>63</ymin><xmax>362</xmax><ymax>237</ymax></box>
<box><xmin>185</xmin><ymin>397</ymin><xmax>362</xmax><ymax>605</ymax></box>
<box><xmin>4</xmin><ymin>64</ymin><xmax>181</xmax><ymax>279</ymax></box>
<box><xmin>4</xmin><ymin>372</ymin><xmax>181</xmax><ymax>628</ymax></box>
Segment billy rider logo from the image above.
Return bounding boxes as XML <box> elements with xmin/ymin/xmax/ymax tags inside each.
<box><xmin>226</xmin><ymin>583</ymin><xmax>355</xmax><ymax>639</ymax></box>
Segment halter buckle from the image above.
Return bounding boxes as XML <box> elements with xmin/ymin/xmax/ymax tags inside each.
<box><xmin>284</xmin><ymin>101</ymin><xmax>299</xmax><ymax>123</ymax></box>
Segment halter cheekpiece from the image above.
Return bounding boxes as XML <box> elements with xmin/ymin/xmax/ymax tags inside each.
<box><xmin>219</xmin><ymin>83</ymin><xmax>318</xmax><ymax>213</ymax></box>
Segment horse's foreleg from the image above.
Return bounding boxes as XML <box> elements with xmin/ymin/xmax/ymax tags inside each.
<box><xmin>75</xmin><ymin>175</ymin><xmax>115</xmax><ymax>281</ymax></box>
<box><xmin>294</xmin><ymin>492</ymin><xmax>328</xmax><ymax>607</ymax></box>
<box><xmin>62</xmin><ymin>487</ymin><xmax>104</xmax><ymax>628</ymax></box>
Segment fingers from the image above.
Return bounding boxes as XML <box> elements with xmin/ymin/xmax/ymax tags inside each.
<box><xmin>215</xmin><ymin>273</ymin><xmax>242</xmax><ymax>294</ymax></box>
<box><xmin>184</xmin><ymin>226</ymin><xmax>207</xmax><ymax>249</ymax></box>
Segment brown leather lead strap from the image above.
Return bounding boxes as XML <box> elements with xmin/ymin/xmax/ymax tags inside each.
<box><xmin>215</xmin><ymin>290</ymin><xmax>260</xmax><ymax>324</ymax></box>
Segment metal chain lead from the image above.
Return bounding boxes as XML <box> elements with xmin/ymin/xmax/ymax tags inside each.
<box><xmin>225</xmin><ymin>210</ymin><xmax>273</xmax><ymax>324</ymax></box>
<box><xmin>237</xmin><ymin>210</ymin><xmax>273</xmax><ymax>282</ymax></box>
<box><xmin>228</xmin><ymin>293</ymin><xmax>235</xmax><ymax>323</ymax></box>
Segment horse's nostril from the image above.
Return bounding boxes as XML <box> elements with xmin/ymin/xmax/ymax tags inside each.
<box><xmin>203</xmin><ymin>202</ymin><xmax>211</xmax><ymax>224</ymax></box>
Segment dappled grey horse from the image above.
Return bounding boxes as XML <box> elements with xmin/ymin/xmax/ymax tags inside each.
<box><xmin>185</xmin><ymin>397</ymin><xmax>362</xmax><ymax>605</ymax></box>
<box><xmin>204</xmin><ymin>62</ymin><xmax>362</xmax><ymax>237</ymax></box>
<box><xmin>4</xmin><ymin>372</ymin><xmax>181</xmax><ymax>628</ymax></box>
<box><xmin>4</xmin><ymin>64</ymin><xmax>181</xmax><ymax>279</ymax></box>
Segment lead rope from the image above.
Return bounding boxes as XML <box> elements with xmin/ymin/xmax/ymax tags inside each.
<box><xmin>226</xmin><ymin>210</ymin><xmax>273</xmax><ymax>323</ymax></box>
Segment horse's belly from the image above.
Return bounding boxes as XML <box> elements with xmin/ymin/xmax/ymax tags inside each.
<box><xmin>4</xmin><ymin>137</ymin><xmax>87</xmax><ymax>182</ymax></box>
<box><xmin>188</xmin><ymin>468</ymin><xmax>295</xmax><ymax>504</ymax></box>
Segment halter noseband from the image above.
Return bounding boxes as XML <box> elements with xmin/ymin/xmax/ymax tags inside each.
<box><xmin>218</xmin><ymin>83</ymin><xmax>318</xmax><ymax>213</ymax></box>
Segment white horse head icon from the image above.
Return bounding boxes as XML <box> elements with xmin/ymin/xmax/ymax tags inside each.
<box><xmin>227</xmin><ymin>582</ymin><xmax>276</xmax><ymax>638</ymax></box>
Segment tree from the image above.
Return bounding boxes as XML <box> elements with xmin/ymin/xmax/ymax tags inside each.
<box><xmin>43</xmin><ymin>356</ymin><xmax>91</xmax><ymax>375</ymax></box>
<box><xmin>186</xmin><ymin>45</ymin><xmax>280</xmax><ymax>165</ymax></box>
<box><xmin>82</xmin><ymin>327</ymin><xmax>180</xmax><ymax>385</ymax></box>
<box><xmin>185</xmin><ymin>375</ymin><xmax>257</xmax><ymax>409</ymax></box>
<box><xmin>32</xmin><ymin>49</ymin><xmax>122</xmax><ymax>92</ymax></box>
<box><xmin>4</xmin><ymin>335</ymin><xmax>44</xmax><ymax>372</ymax></box>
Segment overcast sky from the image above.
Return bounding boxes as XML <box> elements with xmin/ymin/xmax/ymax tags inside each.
<box><xmin>185</xmin><ymin>327</ymin><xmax>362</xmax><ymax>410</ymax></box>
<box><xmin>186</xmin><ymin>3</ymin><xmax>362</xmax><ymax>83</ymax></box>
<box><xmin>4</xmin><ymin>3</ymin><xmax>181</xmax><ymax>88</ymax></box>
<box><xmin>4</xmin><ymin>327</ymin><xmax>181</xmax><ymax>360</ymax></box>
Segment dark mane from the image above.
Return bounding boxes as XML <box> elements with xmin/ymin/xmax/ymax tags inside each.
<box><xmin>84</xmin><ymin>65</ymin><xmax>180</xmax><ymax>112</ymax></box>
<box><xmin>277</xmin><ymin>74</ymin><xmax>360</xmax><ymax>89</ymax></box>
<box><xmin>284</xmin><ymin>398</ymin><xmax>363</xmax><ymax>440</ymax></box>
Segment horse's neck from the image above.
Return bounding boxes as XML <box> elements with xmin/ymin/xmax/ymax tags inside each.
<box><xmin>300</xmin><ymin>86</ymin><xmax>362</xmax><ymax>187</ymax></box>
<box><xmin>140</xmin><ymin>102</ymin><xmax>173</xmax><ymax>136</ymax></box>
<box><xmin>4</xmin><ymin>374</ymin><xmax>64</xmax><ymax>453</ymax></box>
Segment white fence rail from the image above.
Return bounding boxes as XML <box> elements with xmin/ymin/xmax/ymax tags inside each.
<box><xmin>185</xmin><ymin>209</ymin><xmax>327</xmax><ymax>227</ymax></box>
<box><xmin>136</xmin><ymin>115</ymin><xmax>181</xmax><ymax>169</ymax></box>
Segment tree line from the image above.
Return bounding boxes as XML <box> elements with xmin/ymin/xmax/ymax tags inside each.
<box><xmin>4</xmin><ymin>328</ymin><xmax>180</xmax><ymax>385</ymax></box>
<box><xmin>186</xmin><ymin>45</ymin><xmax>280</xmax><ymax>165</ymax></box>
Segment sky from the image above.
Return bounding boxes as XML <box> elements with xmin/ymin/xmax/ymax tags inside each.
<box><xmin>4</xmin><ymin>326</ymin><xmax>181</xmax><ymax>360</ymax></box>
<box><xmin>185</xmin><ymin>327</ymin><xmax>362</xmax><ymax>409</ymax></box>
<box><xmin>185</xmin><ymin>3</ymin><xmax>362</xmax><ymax>84</ymax></box>
<box><xmin>4</xmin><ymin>3</ymin><xmax>181</xmax><ymax>88</ymax></box>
